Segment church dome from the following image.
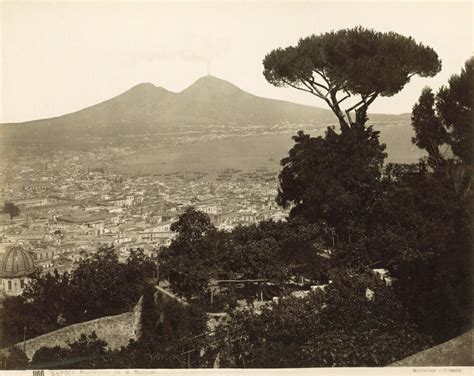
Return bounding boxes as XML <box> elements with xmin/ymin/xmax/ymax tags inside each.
<box><xmin>0</xmin><ymin>247</ymin><xmax>36</xmax><ymax>278</ymax></box>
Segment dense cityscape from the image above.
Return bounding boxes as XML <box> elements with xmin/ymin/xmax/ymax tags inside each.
<box><xmin>0</xmin><ymin>140</ymin><xmax>290</xmax><ymax>282</ymax></box>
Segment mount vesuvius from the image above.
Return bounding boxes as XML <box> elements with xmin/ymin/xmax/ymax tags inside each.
<box><xmin>0</xmin><ymin>76</ymin><xmax>408</xmax><ymax>141</ymax></box>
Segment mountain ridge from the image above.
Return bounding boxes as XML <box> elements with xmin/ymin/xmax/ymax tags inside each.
<box><xmin>0</xmin><ymin>76</ymin><xmax>409</xmax><ymax>141</ymax></box>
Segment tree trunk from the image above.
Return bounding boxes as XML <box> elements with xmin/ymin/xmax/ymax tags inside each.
<box><xmin>339</xmin><ymin>117</ymin><xmax>352</xmax><ymax>133</ymax></box>
<box><xmin>355</xmin><ymin>106</ymin><xmax>369</xmax><ymax>127</ymax></box>
<box><xmin>330</xmin><ymin>92</ymin><xmax>352</xmax><ymax>133</ymax></box>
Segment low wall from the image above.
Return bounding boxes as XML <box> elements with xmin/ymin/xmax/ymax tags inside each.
<box><xmin>9</xmin><ymin>286</ymin><xmax>189</xmax><ymax>362</ymax></box>
<box><xmin>16</xmin><ymin>312</ymin><xmax>135</xmax><ymax>360</ymax></box>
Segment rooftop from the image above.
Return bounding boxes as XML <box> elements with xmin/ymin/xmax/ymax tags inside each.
<box><xmin>0</xmin><ymin>246</ymin><xmax>37</xmax><ymax>278</ymax></box>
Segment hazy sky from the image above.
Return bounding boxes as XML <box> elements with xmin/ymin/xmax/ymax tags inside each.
<box><xmin>1</xmin><ymin>1</ymin><xmax>472</xmax><ymax>123</ymax></box>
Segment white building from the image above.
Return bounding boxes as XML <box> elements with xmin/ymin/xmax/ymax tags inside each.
<box><xmin>200</xmin><ymin>205</ymin><xmax>218</xmax><ymax>215</ymax></box>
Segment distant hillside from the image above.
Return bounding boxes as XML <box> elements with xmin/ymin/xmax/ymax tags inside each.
<box><xmin>0</xmin><ymin>76</ymin><xmax>409</xmax><ymax>141</ymax></box>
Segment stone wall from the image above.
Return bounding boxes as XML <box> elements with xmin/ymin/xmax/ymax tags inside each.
<box><xmin>390</xmin><ymin>329</ymin><xmax>473</xmax><ymax>367</ymax></box>
<box><xmin>17</xmin><ymin>312</ymin><xmax>135</xmax><ymax>360</ymax></box>
<box><xmin>132</xmin><ymin>295</ymin><xmax>145</xmax><ymax>340</ymax></box>
<box><xmin>9</xmin><ymin>285</ymin><xmax>190</xmax><ymax>361</ymax></box>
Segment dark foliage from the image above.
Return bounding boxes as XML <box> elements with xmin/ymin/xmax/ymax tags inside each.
<box><xmin>412</xmin><ymin>57</ymin><xmax>473</xmax><ymax>165</ymax></box>
<box><xmin>67</xmin><ymin>246</ymin><xmax>154</xmax><ymax>322</ymax></box>
<box><xmin>403</xmin><ymin>59</ymin><xmax>473</xmax><ymax>341</ymax></box>
<box><xmin>263</xmin><ymin>27</ymin><xmax>441</xmax><ymax>131</ymax></box>
<box><xmin>30</xmin><ymin>332</ymin><xmax>109</xmax><ymax>369</ymax></box>
<box><xmin>277</xmin><ymin>126</ymin><xmax>386</xmax><ymax>238</ymax></box>
<box><xmin>2</xmin><ymin>270</ymin><xmax>71</xmax><ymax>344</ymax></box>
<box><xmin>212</xmin><ymin>270</ymin><xmax>431</xmax><ymax>367</ymax></box>
<box><xmin>2</xmin><ymin>202</ymin><xmax>20</xmax><ymax>219</ymax></box>
<box><xmin>377</xmin><ymin>168</ymin><xmax>471</xmax><ymax>342</ymax></box>
<box><xmin>0</xmin><ymin>347</ymin><xmax>29</xmax><ymax>370</ymax></box>
<box><xmin>2</xmin><ymin>246</ymin><xmax>156</xmax><ymax>345</ymax></box>
<box><xmin>224</xmin><ymin>218</ymin><xmax>330</xmax><ymax>282</ymax></box>
<box><xmin>159</xmin><ymin>207</ymin><xmax>221</xmax><ymax>299</ymax></box>
<box><xmin>104</xmin><ymin>298</ymin><xmax>208</xmax><ymax>368</ymax></box>
<box><xmin>159</xmin><ymin>208</ymin><xmax>331</xmax><ymax>303</ymax></box>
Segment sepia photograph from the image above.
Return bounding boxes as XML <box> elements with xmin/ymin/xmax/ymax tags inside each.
<box><xmin>0</xmin><ymin>0</ymin><xmax>472</xmax><ymax>372</ymax></box>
